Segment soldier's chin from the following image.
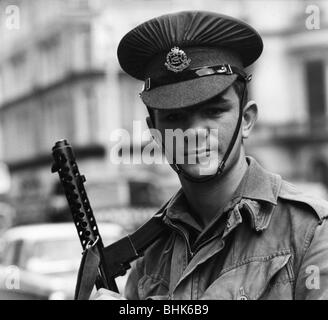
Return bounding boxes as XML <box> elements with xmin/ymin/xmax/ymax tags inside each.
<box><xmin>179</xmin><ymin>159</ymin><xmax>220</xmax><ymax>179</ymax></box>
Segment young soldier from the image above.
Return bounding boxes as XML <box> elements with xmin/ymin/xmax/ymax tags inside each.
<box><xmin>95</xmin><ymin>11</ymin><xmax>328</xmax><ymax>300</ymax></box>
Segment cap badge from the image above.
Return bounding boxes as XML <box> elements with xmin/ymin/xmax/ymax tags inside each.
<box><xmin>164</xmin><ymin>47</ymin><xmax>191</xmax><ymax>73</ymax></box>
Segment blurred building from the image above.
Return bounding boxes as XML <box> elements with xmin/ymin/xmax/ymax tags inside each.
<box><xmin>0</xmin><ymin>0</ymin><xmax>178</xmax><ymax>225</ymax></box>
<box><xmin>241</xmin><ymin>0</ymin><xmax>328</xmax><ymax>196</ymax></box>
<box><xmin>0</xmin><ymin>0</ymin><xmax>328</xmax><ymax>225</ymax></box>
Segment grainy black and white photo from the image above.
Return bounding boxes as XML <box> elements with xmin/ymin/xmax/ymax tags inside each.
<box><xmin>0</xmin><ymin>0</ymin><xmax>328</xmax><ymax>305</ymax></box>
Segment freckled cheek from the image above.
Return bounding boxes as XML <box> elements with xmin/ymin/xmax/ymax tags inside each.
<box><xmin>208</xmin><ymin>118</ymin><xmax>234</xmax><ymax>144</ymax></box>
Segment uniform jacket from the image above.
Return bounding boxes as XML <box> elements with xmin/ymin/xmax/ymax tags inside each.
<box><xmin>124</xmin><ymin>157</ymin><xmax>328</xmax><ymax>300</ymax></box>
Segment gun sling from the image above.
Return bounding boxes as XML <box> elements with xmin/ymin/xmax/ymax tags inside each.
<box><xmin>75</xmin><ymin>214</ymin><xmax>167</xmax><ymax>299</ymax></box>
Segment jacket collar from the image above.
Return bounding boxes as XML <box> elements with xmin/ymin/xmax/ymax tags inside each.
<box><xmin>216</xmin><ymin>157</ymin><xmax>283</xmax><ymax>234</ymax></box>
<box><xmin>241</xmin><ymin>156</ymin><xmax>281</xmax><ymax>206</ymax></box>
<box><xmin>162</xmin><ymin>156</ymin><xmax>282</xmax><ymax>233</ymax></box>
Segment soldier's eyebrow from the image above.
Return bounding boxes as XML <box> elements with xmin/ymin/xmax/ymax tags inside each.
<box><xmin>201</xmin><ymin>96</ymin><xmax>232</xmax><ymax>110</ymax></box>
<box><xmin>210</xmin><ymin>94</ymin><xmax>231</xmax><ymax>104</ymax></box>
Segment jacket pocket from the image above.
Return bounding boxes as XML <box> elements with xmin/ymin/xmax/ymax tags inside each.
<box><xmin>138</xmin><ymin>274</ymin><xmax>170</xmax><ymax>300</ymax></box>
<box><xmin>201</xmin><ymin>252</ymin><xmax>293</xmax><ymax>300</ymax></box>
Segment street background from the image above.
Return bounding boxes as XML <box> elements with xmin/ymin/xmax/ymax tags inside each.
<box><xmin>1</xmin><ymin>0</ymin><xmax>327</xmax><ymax>228</ymax></box>
<box><xmin>0</xmin><ymin>0</ymin><xmax>327</xmax><ymax>299</ymax></box>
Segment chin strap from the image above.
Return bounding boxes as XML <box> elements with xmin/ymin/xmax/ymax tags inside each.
<box><xmin>148</xmin><ymin>79</ymin><xmax>248</xmax><ymax>183</ymax></box>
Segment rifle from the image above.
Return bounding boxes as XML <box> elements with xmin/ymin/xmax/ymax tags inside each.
<box><xmin>51</xmin><ymin>139</ymin><xmax>166</xmax><ymax>299</ymax></box>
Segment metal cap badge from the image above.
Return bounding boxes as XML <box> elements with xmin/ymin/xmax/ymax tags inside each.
<box><xmin>164</xmin><ymin>47</ymin><xmax>191</xmax><ymax>73</ymax></box>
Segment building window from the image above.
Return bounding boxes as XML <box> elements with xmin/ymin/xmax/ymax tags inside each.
<box><xmin>312</xmin><ymin>158</ymin><xmax>328</xmax><ymax>187</ymax></box>
<box><xmin>40</xmin><ymin>94</ymin><xmax>74</xmax><ymax>151</ymax></box>
<box><xmin>304</xmin><ymin>59</ymin><xmax>327</xmax><ymax>126</ymax></box>
<box><xmin>71</xmin><ymin>28</ymin><xmax>91</xmax><ymax>72</ymax></box>
<box><xmin>0</xmin><ymin>71</ymin><xmax>3</xmax><ymax>104</ymax></box>
<box><xmin>39</xmin><ymin>35</ymin><xmax>63</xmax><ymax>85</ymax></box>
<box><xmin>9</xmin><ymin>52</ymin><xmax>27</xmax><ymax>97</ymax></box>
<box><xmin>86</xmin><ymin>86</ymin><xmax>98</xmax><ymax>141</ymax></box>
<box><xmin>68</xmin><ymin>0</ymin><xmax>90</xmax><ymax>9</ymax></box>
<box><xmin>118</xmin><ymin>72</ymin><xmax>147</xmax><ymax>136</ymax></box>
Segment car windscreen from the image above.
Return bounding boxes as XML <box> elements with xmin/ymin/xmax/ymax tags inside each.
<box><xmin>23</xmin><ymin>235</ymin><xmax>122</xmax><ymax>274</ymax></box>
<box><xmin>23</xmin><ymin>239</ymin><xmax>82</xmax><ymax>274</ymax></box>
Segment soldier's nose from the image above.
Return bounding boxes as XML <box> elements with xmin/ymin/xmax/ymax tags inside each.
<box><xmin>183</xmin><ymin>127</ymin><xmax>209</xmax><ymax>150</ymax></box>
<box><xmin>185</xmin><ymin>112</ymin><xmax>207</xmax><ymax>130</ymax></box>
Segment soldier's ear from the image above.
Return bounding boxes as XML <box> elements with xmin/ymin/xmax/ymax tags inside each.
<box><xmin>242</xmin><ymin>100</ymin><xmax>258</xmax><ymax>139</ymax></box>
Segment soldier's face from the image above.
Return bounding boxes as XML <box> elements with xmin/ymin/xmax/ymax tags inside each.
<box><xmin>152</xmin><ymin>85</ymin><xmax>242</xmax><ymax>178</ymax></box>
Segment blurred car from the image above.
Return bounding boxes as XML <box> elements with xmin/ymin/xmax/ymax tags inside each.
<box><xmin>0</xmin><ymin>202</ymin><xmax>15</xmax><ymax>236</ymax></box>
<box><xmin>0</xmin><ymin>222</ymin><xmax>128</xmax><ymax>300</ymax></box>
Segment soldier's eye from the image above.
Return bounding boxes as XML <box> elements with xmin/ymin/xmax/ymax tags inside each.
<box><xmin>203</xmin><ymin>107</ymin><xmax>222</xmax><ymax>116</ymax></box>
<box><xmin>165</xmin><ymin>113</ymin><xmax>184</xmax><ymax>121</ymax></box>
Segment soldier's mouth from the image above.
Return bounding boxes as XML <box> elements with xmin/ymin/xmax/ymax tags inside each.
<box><xmin>184</xmin><ymin>149</ymin><xmax>212</xmax><ymax>157</ymax></box>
